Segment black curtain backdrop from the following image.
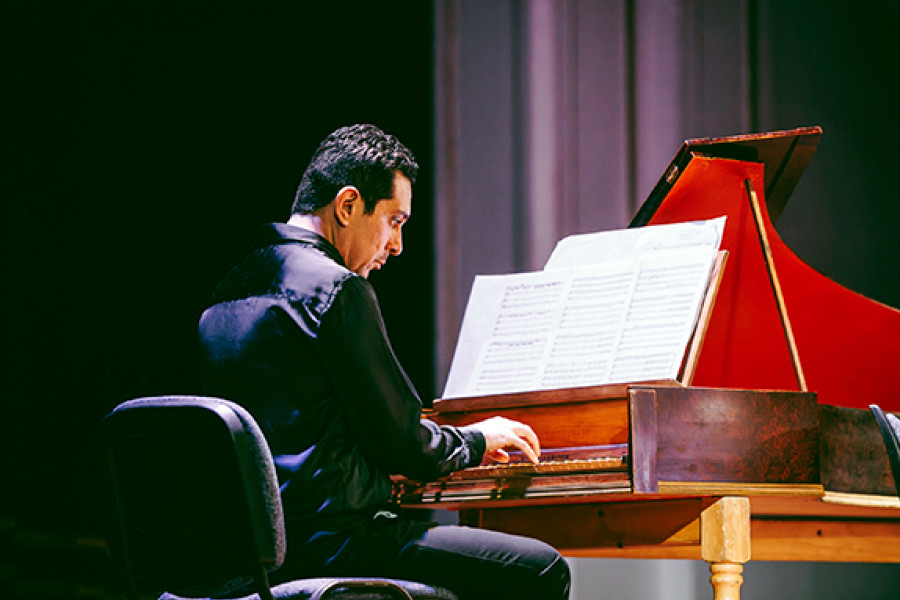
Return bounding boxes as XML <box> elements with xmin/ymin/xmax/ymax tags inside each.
<box><xmin>5</xmin><ymin>1</ymin><xmax>435</xmax><ymax>534</ymax></box>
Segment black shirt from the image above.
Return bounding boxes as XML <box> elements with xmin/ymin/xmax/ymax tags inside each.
<box><xmin>198</xmin><ymin>223</ymin><xmax>485</xmax><ymax>529</ymax></box>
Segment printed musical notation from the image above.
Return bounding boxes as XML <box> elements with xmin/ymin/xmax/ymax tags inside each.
<box><xmin>442</xmin><ymin>218</ymin><xmax>725</xmax><ymax>399</ymax></box>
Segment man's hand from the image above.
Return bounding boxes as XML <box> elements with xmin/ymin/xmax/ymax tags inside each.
<box><xmin>469</xmin><ymin>416</ymin><xmax>541</xmax><ymax>464</ymax></box>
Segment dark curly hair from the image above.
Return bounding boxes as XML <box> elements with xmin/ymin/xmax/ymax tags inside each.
<box><xmin>291</xmin><ymin>124</ymin><xmax>419</xmax><ymax>215</ymax></box>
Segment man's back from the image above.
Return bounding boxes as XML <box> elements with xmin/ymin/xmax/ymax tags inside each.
<box><xmin>199</xmin><ymin>223</ymin><xmax>394</xmax><ymax>524</ymax></box>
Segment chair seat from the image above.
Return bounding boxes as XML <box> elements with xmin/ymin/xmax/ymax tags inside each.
<box><xmin>158</xmin><ymin>577</ymin><xmax>459</xmax><ymax>600</ymax></box>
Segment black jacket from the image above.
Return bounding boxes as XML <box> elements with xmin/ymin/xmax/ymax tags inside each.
<box><xmin>198</xmin><ymin>223</ymin><xmax>485</xmax><ymax>527</ymax></box>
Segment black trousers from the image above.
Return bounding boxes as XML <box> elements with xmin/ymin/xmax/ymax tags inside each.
<box><xmin>273</xmin><ymin>512</ymin><xmax>571</xmax><ymax>600</ymax></box>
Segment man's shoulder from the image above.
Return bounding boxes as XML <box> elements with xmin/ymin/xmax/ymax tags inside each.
<box><xmin>208</xmin><ymin>226</ymin><xmax>355</xmax><ymax>310</ymax></box>
<box><xmin>277</xmin><ymin>241</ymin><xmax>358</xmax><ymax>300</ymax></box>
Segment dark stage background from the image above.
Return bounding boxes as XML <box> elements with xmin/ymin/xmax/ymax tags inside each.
<box><xmin>5</xmin><ymin>1</ymin><xmax>435</xmax><ymax>542</ymax></box>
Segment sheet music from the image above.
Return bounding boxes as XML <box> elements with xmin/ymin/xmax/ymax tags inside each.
<box><xmin>442</xmin><ymin>218</ymin><xmax>726</xmax><ymax>399</ymax></box>
<box><xmin>544</xmin><ymin>217</ymin><xmax>725</xmax><ymax>270</ymax></box>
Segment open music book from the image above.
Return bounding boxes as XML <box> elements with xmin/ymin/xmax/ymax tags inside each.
<box><xmin>442</xmin><ymin>217</ymin><xmax>726</xmax><ymax>399</ymax></box>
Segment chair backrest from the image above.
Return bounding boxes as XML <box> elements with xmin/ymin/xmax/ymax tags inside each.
<box><xmin>95</xmin><ymin>395</ymin><xmax>286</xmax><ymax>598</ymax></box>
<box><xmin>870</xmin><ymin>404</ymin><xmax>900</xmax><ymax>497</ymax></box>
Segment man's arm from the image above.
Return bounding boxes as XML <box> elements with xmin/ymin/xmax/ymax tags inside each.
<box><xmin>316</xmin><ymin>277</ymin><xmax>540</xmax><ymax>480</ymax></box>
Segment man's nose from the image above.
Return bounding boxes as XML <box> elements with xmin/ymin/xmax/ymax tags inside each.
<box><xmin>388</xmin><ymin>229</ymin><xmax>403</xmax><ymax>256</ymax></box>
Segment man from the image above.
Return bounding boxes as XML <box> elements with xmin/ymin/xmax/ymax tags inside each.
<box><xmin>199</xmin><ymin>124</ymin><xmax>570</xmax><ymax>600</ymax></box>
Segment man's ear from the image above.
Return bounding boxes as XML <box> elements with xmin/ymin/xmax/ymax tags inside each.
<box><xmin>333</xmin><ymin>186</ymin><xmax>360</xmax><ymax>227</ymax></box>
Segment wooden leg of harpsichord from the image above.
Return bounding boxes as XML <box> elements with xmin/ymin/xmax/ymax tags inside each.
<box><xmin>700</xmin><ymin>497</ymin><xmax>751</xmax><ymax>600</ymax></box>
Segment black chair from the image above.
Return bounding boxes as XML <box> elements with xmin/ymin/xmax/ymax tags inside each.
<box><xmin>870</xmin><ymin>404</ymin><xmax>900</xmax><ymax>497</ymax></box>
<box><xmin>95</xmin><ymin>396</ymin><xmax>458</xmax><ymax>600</ymax></box>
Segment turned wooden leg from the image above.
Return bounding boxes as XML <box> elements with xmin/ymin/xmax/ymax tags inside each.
<box><xmin>709</xmin><ymin>562</ymin><xmax>744</xmax><ymax>600</ymax></box>
<box><xmin>701</xmin><ymin>497</ymin><xmax>751</xmax><ymax>600</ymax></box>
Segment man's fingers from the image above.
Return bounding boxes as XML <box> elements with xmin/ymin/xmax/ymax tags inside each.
<box><xmin>473</xmin><ymin>416</ymin><xmax>543</xmax><ymax>464</ymax></box>
<box><xmin>515</xmin><ymin>423</ymin><xmax>541</xmax><ymax>459</ymax></box>
<box><xmin>514</xmin><ymin>436</ymin><xmax>540</xmax><ymax>464</ymax></box>
<box><xmin>484</xmin><ymin>448</ymin><xmax>510</xmax><ymax>463</ymax></box>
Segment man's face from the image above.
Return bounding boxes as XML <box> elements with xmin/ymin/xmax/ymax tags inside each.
<box><xmin>343</xmin><ymin>172</ymin><xmax>412</xmax><ymax>278</ymax></box>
